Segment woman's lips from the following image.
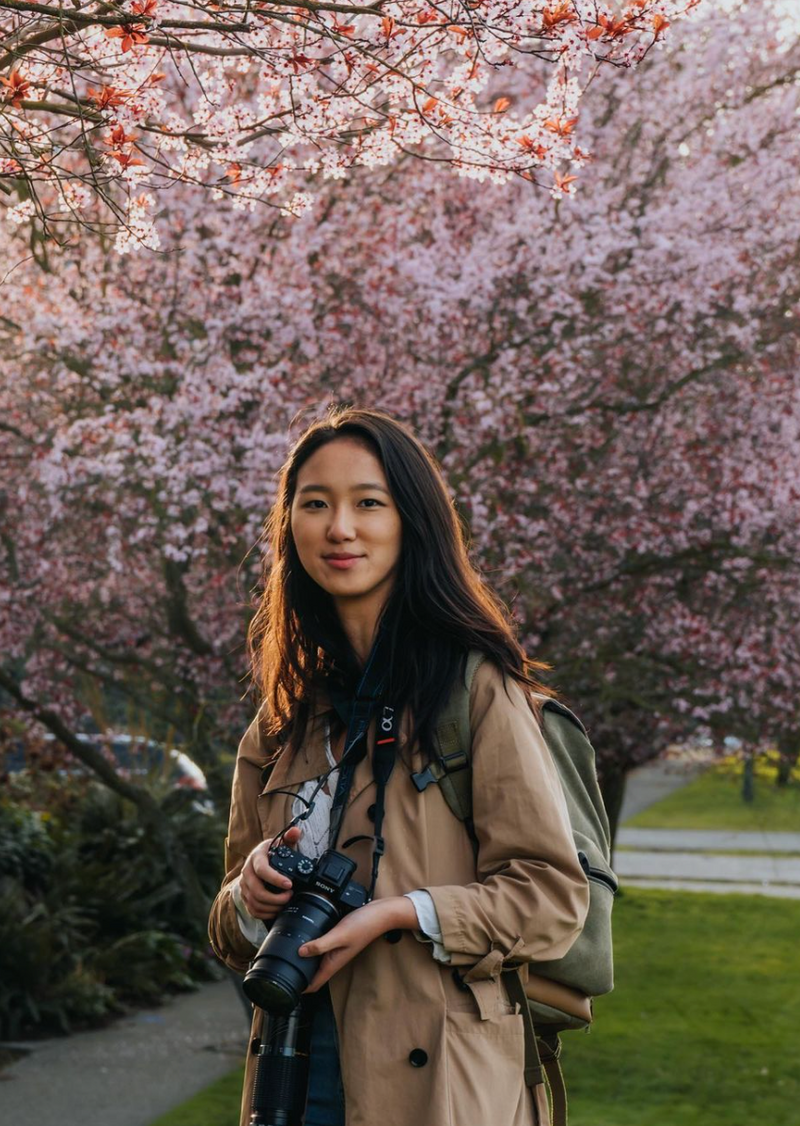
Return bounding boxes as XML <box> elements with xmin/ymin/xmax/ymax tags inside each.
<box><xmin>323</xmin><ymin>555</ymin><xmax>364</xmax><ymax>570</ymax></box>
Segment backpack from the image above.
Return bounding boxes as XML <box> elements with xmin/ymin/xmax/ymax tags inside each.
<box><xmin>417</xmin><ymin>650</ymin><xmax>617</xmax><ymax>1126</ymax></box>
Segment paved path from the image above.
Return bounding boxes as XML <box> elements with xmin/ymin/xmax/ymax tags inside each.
<box><xmin>619</xmin><ymin>876</ymin><xmax>800</xmax><ymax>899</ymax></box>
<box><xmin>619</xmin><ymin>760</ymin><xmax>704</xmax><ymax>821</ymax></box>
<box><xmin>616</xmin><ymin>847</ymin><xmax>800</xmax><ymax>885</ymax></box>
<box><xmin>618</xmin><ymin>828</ymin><xmax>800</xmax><ymax>853</ymax></box>
<box><xmin>0</xmin><ymin>979</ymin><xmax>248</xmax><ymax>1126</ymax></box>
<box><xmin>616</xmin><ymin>767</ymin><xmax>800</xmax><ymax>898</ymax></box>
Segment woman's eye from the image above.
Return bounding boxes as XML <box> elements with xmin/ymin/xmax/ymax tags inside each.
<box><xmin>300</xmin><ymin>498</ymin><xmax>384</xmax><ymax>510</ymax></box>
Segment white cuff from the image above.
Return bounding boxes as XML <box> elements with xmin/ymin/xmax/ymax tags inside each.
<box><xmin>404</xmin><ymin>889</ymin><xmax>452</xmax><ymax>964</ymax></box>
<box><xmin>231</xmin><ymin>876</ymin><xmax>268</xmax><ymax>948</ymax></box>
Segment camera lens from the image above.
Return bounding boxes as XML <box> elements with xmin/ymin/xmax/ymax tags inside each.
<box><xmin>250</xmin><ymin>1003</ymin><xmax>314</xmax><ymax>1126</ymax></box>
<box><xmin>243</xmin><ymin>966</ymin><xmax>304</xmax><ymax>1015</ymax></box>
<box><xmin>243</xmin><ymin>894</ymin><xmax>342</xmax><ymax>1013</ymax></box>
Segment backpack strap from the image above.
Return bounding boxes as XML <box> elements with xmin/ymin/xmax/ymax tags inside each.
<box><xmin>421</xmin><ymin>654</ymin><xmax>585</xmax><ymax>832</ymax></box>
<box><xmin>538</xmin><ymin>1033</ymin><xmax>568</xmax><ymax>1126</ymax></box>
<box><xmin>503</xmin><ymin>969</ymin><xmax>545</xmax><ymax>1090</ymax></box>
<box><xmin>410</xmin><ymin>650</ymin><xmax>485</xmax><ymax>831</ymax></box>
<box><xmin>503</xmin><ymin>971</ymin><xmax>568</xmax><ymax>1126</ymax></box>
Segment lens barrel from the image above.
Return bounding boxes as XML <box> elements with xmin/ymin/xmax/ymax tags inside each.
<box><xmin>250</xmin><ymin>1002</ymin><xmax>313</xmax><ymax>1126</ymax></box>
<box><xmin>243</xmin><ymin>893</ymin><xmax>342</xmax><ymax>1013</ymax></box>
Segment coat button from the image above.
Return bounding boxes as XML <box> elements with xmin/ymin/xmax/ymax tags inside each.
<box><xmin>408</xmin><ymin>1049</ymin><xmax>428</xmax><ymax>1068</ymax></box>
<box><xmin>385</xmin><ymin>929</ymin><xmax>402</xmax><ymax>944</ymax></box>
<box><xmin>367</xmin><ymin>803</ymin><xmax>377</xmax><ymax>822</ymax></box>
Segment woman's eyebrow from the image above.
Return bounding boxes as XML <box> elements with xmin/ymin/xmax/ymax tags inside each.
<box><xmin>297</xmin><ymin>483</ymin><xmax>390</xmax><ymax>495</ymax></box>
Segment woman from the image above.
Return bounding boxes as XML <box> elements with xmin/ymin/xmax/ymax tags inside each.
<box><xmin>208</xmin><ymin>408</ymin><xmax>589</xmax><ymax>1126</ymax></box>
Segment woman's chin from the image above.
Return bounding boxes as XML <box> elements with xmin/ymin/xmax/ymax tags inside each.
<box><xmin>314</xmin><ymin>573</ymin><xmax>371</xmax><ymax>597</ymax></box>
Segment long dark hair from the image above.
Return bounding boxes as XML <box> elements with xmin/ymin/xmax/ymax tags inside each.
<box><xmin>247</xmin><ymin>407</ymin><xmax>556</xmax><ymax>758</ymax></box>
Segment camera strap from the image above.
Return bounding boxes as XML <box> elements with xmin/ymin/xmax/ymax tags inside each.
<box><xmin>328</xmin><ymin>623</ymin><xmax>391</xmax><ymax>849</ymax></box>
<box><xmin>336</xmin><ymin>703</ymin><xmax>397</xmax><ymax>900</ymax></box>
<box><xmin>367</xmin><ymin>703</ymin><xmax>397</xmax><ymax>899</ymax></box>
<box><xmin>328</xmin><ymin>627</ymin><xmax>397</xmax><ymax>899</ymax></box>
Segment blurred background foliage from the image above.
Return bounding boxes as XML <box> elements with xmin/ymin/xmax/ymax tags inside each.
<box><xmin>0</xmin><ymin>768</ymin><xmax>225</xmax><ymax>1039</ymax></box>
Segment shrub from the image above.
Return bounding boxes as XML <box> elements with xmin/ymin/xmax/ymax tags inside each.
<box><xmin>0</xmin><ymin>776</ymin><xmax>225</xmax><ymax>1038</ymax></box>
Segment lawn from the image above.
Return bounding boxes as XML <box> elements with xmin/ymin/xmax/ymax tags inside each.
<box><xmin>625</xmin><ymin>755</ymin><xmax>800</xmax><ymax>832</ymax></box>
<box><xmin>150</xmin><ymin>1066</ymin><xmax>244</xmax><ymax>1126</ymax></box>
<box><xmin>151</xmin><ymin>889</ymin><xmax>800</xmax><ymax>1126</ymax></box>
<box><xmin>565</xmin><ymin>889</ymin><xmax>800</xmax><ymax>1126</ymax></box>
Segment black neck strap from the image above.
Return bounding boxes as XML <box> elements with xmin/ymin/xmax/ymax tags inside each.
<box><xmin>366</xmin><ymin>703</ymin><xmax>397</xmax><ymax>898</ymax></box>
<box><xmin>327</xmin><ymin>628</ymin><xmax>398</xmax><ymax>900</ymax></box>
<box><xmin>336</xmin><ymin>704</ymin><xmax>398</xmax><ymax>900</ymax></box>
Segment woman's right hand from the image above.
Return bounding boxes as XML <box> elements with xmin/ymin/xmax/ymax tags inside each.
<box><xmin>238</xmin><ymin>825</ymin><xmax>303</xmax><ymax>920</ymax></box>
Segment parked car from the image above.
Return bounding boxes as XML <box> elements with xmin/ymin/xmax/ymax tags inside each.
<box><xmin>4</xmin><ymin>731</ymin><xmax>212</xmax><ymax>808</ymax></box>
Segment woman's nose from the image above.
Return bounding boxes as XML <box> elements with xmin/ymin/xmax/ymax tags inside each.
<box><xmin>326</xmin><ymin>506</ymin><xmax>356</xmax><ymax>542</ymax></box>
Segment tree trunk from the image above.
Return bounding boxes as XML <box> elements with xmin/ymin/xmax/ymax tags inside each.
<box><xmin>599</xmin><ymin>763</ymin><xmax>628</xmax><ymax>862</ymax></box>
<box><xmin>742</xmin><ymin>752</ymin><xmax>755</xmax><ymax>803</ymax></box>
<box><xmin>776</xmin><ymin>756</ymin><xmax>795</xmax><ymax>787</ymax></box>
<box><xmin>776</xmin><ymin>734</ymin><xmax>799</xmax><ymax>787</ymax></box>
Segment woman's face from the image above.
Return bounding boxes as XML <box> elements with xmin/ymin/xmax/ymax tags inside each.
<box><xmin>290</xmin><ymin>437</ymin><xmax>403</xmax><ymax>613</ymax></box>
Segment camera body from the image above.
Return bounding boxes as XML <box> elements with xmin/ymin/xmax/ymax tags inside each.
<box><xmin>242</xmin><ymin>844</ymin><xmax>369</xmax><ymax>1014</ymax></box>
<box><xmin>269</xmin><ymin>844</ymin><xmax>369</xmax><ymax>911</ymax></box>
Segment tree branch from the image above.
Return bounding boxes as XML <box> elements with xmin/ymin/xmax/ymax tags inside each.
<box><xmin>0</xmin><ymin>664</ymin><xmax>161</xmax><ymax>812</ymax></box>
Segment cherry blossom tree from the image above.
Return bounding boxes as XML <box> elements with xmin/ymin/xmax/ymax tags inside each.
<box><xmin>0</xmin><ymin>0</ymin><xmax>695</xmax><ymax>245</ymax></box>
<box><xmin>2</xmin><ymin>0</ymin><xmax>798</xmax><ymax>840</ymax></box>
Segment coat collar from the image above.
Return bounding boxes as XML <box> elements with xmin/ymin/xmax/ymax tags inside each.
<box><xmin>262</xmin><ymin>702</ymin><xmax>334</xmax><ymax>793</ymax></box>
<box><xmin>261</xmin><ymin>693</ymin><xmax>409</xmax><ymax>797</ymax></box>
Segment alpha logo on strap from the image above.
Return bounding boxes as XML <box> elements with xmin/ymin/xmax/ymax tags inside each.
<box><xmin>379</xmin><ymin>705</ymin><xmax>396</xmax><ymax>738</ymax></box>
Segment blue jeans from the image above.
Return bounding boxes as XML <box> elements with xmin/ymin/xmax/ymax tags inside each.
<box><xmin>305</xmin><ymin>985</ymin><xmax>346</xmax><ymax>1126</ymax></box>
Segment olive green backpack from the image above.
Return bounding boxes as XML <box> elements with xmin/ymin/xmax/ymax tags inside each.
<box><xmin>414</xmin><ymin>651</ymin><xmax>617</xmax><ymax>1126</ymax></box>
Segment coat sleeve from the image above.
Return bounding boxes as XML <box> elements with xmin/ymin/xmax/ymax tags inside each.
<box><xmin>208</xmin><ymin>714</ymin><xmax>271</xmax><ymax>974</ymax></box>
<box><xmin>423</xmin><ymin>660</ymin><xmax>590</xmax><ymax>970</ymax></box>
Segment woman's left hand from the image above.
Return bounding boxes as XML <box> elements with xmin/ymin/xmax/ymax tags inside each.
<box><xmin>299</xmin><ymin>895</ymin><xmax>417</xmax><ymax>993</ymax></box>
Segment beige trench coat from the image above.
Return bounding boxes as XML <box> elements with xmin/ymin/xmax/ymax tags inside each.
<box><xmin>209</xmin><ymin>661</ymin><xmax>590</xmax><ymax>1126</ymax></box>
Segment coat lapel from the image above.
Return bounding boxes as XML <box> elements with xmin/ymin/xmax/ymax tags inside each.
<box><xmin>262</xmin><ymin>708</ymin><xmax>333</xmax><ymax>794</ymax></box>
<box><xmin>261</xmin><ymin>703</ymin><xmax>411</xmax><ymax>807</ymax></box>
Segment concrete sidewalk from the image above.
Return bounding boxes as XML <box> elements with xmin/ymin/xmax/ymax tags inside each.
<box><xmin>619</xmin><ymin>876</ymin><xmax>800</xmax><ymax>899</ymax></box>
<box><xmin>618</xmin><ymin>827</ymin><xmax>800</xmax><ymax>853</ymax></box>
<box><xmin>0</xmin><ymin>979</ymin><xmax>248</xmax><ymax>1126</ymax></box>
<box><xmin>616</xmin><ymin>769</ymin><xmax>800</xmax><ymax>898</ymax></box>
<box><xmin>615</xmin><ymin>847</ymin><xmax>800</xmax><ymax>886</ymax></box>
<box><xmin>618</xmin><ymin>759</ymin><xmax>705</xmax><ymax>821</ymax></box>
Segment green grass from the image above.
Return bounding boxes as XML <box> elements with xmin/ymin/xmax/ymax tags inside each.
<box><xmin>565</xmin><ymin>889</ymin><xmax>800</xmax><ymax>1126</ymax></box>
<box><xmin>149</xmin><ymin>1066</ymin><xmax>244</xmax><ymax>1126</ymax></box>
<box><xmin>626</xmin><ymin>756</ymin><xmax>800</xmax><ymax>832</ymax></box>
<box><xmin>151</xmin><ymin>890</ymin><xmax>800</xmax><ymax>1126</ymax></box>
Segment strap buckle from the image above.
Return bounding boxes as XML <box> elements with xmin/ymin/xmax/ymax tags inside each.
<box><xmin>411</xmin><ymin>750</ymin><xmax>469</xmax><ymax>792</ymax></box>
<box><xmin>440</xmin><ymin>749</ymin><xmax>469</xmax><ymax>771</ymax></box>
<box><xmin>536</xmin><ymin>1033</ymin><xmax>562</xmax><ymax>1062</ymax></box>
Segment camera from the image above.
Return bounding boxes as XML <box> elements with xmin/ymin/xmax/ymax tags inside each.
<box><xmin>242</xmin><ymin>844</ymin><xmax>369</xmax><ymax>1014</ymax></box>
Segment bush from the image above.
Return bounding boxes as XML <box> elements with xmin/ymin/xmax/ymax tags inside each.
<box><xmin>0</xmin><ymin>776</ymin><xmax>226</xmax><ymax>1038</ymax></box>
